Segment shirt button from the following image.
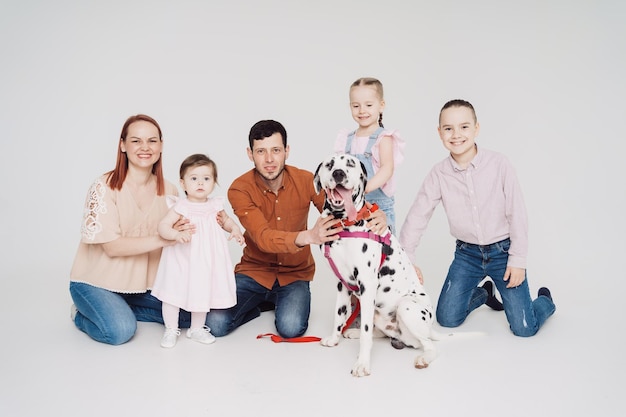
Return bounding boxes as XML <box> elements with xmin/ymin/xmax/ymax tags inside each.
<box><xmin>277</xmin><ymin>217</ymin><xmax>281</xmax><ymax>221</ymax></box>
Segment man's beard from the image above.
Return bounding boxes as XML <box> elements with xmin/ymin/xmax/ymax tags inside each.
<box><xmin>257</xmin><ymin>165</ymin><xmax>285</xmax><ymax>182</ymax></box>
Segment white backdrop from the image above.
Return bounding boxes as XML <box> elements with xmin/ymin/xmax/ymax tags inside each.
<box><xmin>0</xmin><ymin>1</ymin><xmax>624</xmax><ymax>322</ymax></box>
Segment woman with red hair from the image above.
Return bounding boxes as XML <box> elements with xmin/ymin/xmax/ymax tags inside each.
<box><xmin>69</xmin><ymin>114</ymin><xmax>188</xmax><ymax>345</ymax></box>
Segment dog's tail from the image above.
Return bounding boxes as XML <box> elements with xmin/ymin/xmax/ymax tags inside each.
<box><xmin>430</xmin><ymin>329</ymin><xmax>487</xmax><ymax>341</ymax></box>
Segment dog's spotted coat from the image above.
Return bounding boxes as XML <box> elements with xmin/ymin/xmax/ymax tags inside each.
<box><xmin>314</xmin><ymin>153</ymin><xmax>438</xmax><ymax>376</ymax></box>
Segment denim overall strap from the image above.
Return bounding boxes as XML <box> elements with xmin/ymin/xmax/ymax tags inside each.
<box><xmin>345</xmin><ymin>127</ymin><xmax>384</xmax><ymax>179</ymax></box>
<box><xmin>345</xmin><ymin>127</ymin><xmax>384</xmax><ymax>154</ymax></box>
<box><xmin>363</xmin><ymin>126</ymin><xmax>384</xmax><ymax>158</ymax></box>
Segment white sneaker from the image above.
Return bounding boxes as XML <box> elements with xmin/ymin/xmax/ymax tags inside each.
<box><xmin>186</xmin><ymin>326</ymin><xmax>216</xmax><ymax>345</ymax></box>
<box><xmin>160</xmin><ymin>327</ymin><xmax>181</xmax><ymax>348</ymax></box>
<box><xmin>70</xmin><ymin>304</ymin><xmax>78</xmax><ymax>322</ymax></box>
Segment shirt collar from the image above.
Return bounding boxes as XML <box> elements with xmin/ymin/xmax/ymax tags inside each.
<box><xmin>448</xmin><ymin>144</ymin><xmax>482</xmax><ymax>171</ymax></box>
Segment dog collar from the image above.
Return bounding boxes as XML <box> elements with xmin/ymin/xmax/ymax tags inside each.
<box><xmin>336</xmin><ymin>203</ymin><xmax>379</xmax><ymax>228</ymax></box>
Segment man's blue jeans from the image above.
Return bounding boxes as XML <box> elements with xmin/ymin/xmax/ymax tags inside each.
<box><xmin>206</xmin><ymin>273</ymin><xmax>311</xmax><ymax>338</ymax></box>
<box><xmin>436</xmin><ymin>239</ymin><xmax>555</xmax><ymax>337</ymax></box>
<box><xmin>69</xmin><ymin>281</ymin><xmax>193</xmax><ymax>345</ymax></box>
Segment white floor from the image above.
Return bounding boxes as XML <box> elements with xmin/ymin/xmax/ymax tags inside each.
<box><xmin>1</xmin><ymin>257</ymin><xmax>621</xmax><ymax>417</ymax></box>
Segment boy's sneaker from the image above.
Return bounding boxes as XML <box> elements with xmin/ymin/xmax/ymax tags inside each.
<box><xmin>160</xmin><ymin>327</ymin><xmax>181</xmax><ymax>348</ymax></box>
<box><xmin>186</xmin><ymin>326</ymin><xmax>216</xmax><ymax>345</ymax></box>
<box><xmin>481</xmin><ymin>280</ymin><xmax>504</xmax><ymax>311</ymax></box>
<box><xmin>538</xmin><ymin>287</ymin><xmax>553</xmax><ymax>301</ymax></box>
<box><xmin>70</xmin><ymin>304</ymin><xmax>78</xmax><ymax>322</ymax></box>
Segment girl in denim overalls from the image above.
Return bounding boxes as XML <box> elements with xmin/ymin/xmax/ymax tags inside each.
<box><xmin>334</xmin><ymin>77</ymin><xmax>405</xmax><ymax>234</ymax></box>
<box><xmin>334</xmin><ymin>77</ymin><xmax>406</xmax><ymax>332</ymax></box>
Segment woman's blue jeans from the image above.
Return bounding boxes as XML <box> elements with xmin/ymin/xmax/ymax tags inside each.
<box><xmin>436</xmin><ymin>239</ymin><xmax>555</xmax><ymax>337</ymax></box>
<box><xmin>69</xmin><ymin>281</ymin><xmax>193</xmax><ymax>345</ymax></box>
<box><xmin>206</xmin><ymin>273</ymin><xmax>311</xmax><ymax>338</ymax></box>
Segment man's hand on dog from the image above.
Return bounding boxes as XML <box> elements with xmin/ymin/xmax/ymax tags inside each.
<box><xmin>295</xmin><ymin>215</ymin><xmax>341</xmax><ymax>246</ymax></box>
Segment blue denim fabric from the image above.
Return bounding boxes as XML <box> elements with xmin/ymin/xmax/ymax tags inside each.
<box><xmin>346</xmin><ymin>127</ymin><xmax>396</xmax><ymax>234</ymax></box>
<box><xmin>436</xmin><ymin>239</ymin><xmax>555</xmax><ymax>337</ymax></box>
<box><xmin>205</xmin><ymin>273</ymin><xmax>311</xmax><ymax>338</ymax></box>
<box><xmin>69</xmin><ymin>282</ymin><xmax>193</xmax><ymax>345</ymax></box>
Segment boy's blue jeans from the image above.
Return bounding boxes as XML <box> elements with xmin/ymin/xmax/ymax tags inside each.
<box><xmin>69</xmin><ymin>282</ymin><xmax>194</xmax><ymax>345</ymax></box>
<box><xmin>206</xmin><ymin>273</ymin><xmax>311</xmax><ymax>338</ymax></box>
<box><xmin>436</xmin><ymin>239</ymin><xmax>555</xmax><ymax>337</ymax></box>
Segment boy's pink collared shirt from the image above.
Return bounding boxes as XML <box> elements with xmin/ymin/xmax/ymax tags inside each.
<box><xmin>400</xmin><ymin>146</ymin><xmax>529</xmax><ymax>269</ymax></box>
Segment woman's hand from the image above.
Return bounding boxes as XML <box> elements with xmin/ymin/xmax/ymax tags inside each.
<box><xmin>173</xmin><ymin>216</ymin><xmax>196</xmax><ymax>235</ymax></box>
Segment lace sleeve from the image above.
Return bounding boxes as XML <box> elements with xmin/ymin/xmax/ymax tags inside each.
<box><xmin>80</xmin><ymin>179</ymin><xmax>108</xmax><ymax>241</ymax></box>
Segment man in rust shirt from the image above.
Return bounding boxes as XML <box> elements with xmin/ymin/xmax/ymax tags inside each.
<box><xmin>206</xmin><ymin>120</ymin><xmax>387</xmax><ymax>338</ymax></box>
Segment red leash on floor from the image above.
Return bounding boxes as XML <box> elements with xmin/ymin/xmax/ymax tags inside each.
<box><xmin>256</xmin><ymin>300</ymin><xmax>361</xmax><ymax>343</ymax></box>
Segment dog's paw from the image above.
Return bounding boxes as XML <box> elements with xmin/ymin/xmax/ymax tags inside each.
<box><xmin>414</xmin><ymin>355</ymin><xmax>430</xmax><ymax>369</ymax></box>
<box><xmin>351</xmin><ymin>360</ymin><xmax>371</xmax><ymax>377</ymax></box>
<box><xmin>320</xmin><ymin>335</ymin><xmax>340</xmax><ymax>347</ymax></box>
<box><xmin>342</xmin><ymin>328</ymin><xmax>361</xmax><ymax>339</ymax></box>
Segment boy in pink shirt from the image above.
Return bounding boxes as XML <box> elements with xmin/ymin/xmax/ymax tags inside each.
<box><xmin>399</xmin><ymin>99</ymin><xmax>555</xmax><ymax>336</ymax></box>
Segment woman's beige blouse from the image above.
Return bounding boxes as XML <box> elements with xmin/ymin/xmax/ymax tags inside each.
<box><xmin>70</xmin><ymin>175</ymin><xmax>178</xmax><ymax>293</ymax></box>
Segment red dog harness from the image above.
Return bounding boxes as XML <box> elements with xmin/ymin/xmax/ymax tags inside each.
<box><xmin>323</xmin><ymin>230</ymin><xmax>391</xmax><ymax>292</ymax></box>
<box><xmin>257</xmin><ymin>203</ymin><xmax>391</xmax><ymax>343</ymax></box>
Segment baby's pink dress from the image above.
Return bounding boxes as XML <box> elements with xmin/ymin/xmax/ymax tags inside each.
<box><xmin>152</xmin><ymin>196</ymin><xmax>237</xmax><ymax>312</ymax></box>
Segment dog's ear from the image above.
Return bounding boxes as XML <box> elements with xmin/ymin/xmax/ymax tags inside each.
<box><xmin>359</xmin><ymin>160</ymin><xmax>368</xmax><ymax>190</ymax></box>
<box><xmin>313</xmin><ymin>162</ymin><xmax>323</xmax><ymax>194</ymax></box>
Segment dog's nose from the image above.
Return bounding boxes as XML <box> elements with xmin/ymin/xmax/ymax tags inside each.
<box><xmin>332</xmin><ymin>170</ymin><xmax>346</xmax><ymax>183</ymax></box>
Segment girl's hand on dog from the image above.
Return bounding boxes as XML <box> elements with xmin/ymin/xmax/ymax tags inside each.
<box><xmin>365</xmin><ymin>203</ymin><xmax>388</xmax><ymax>235</ymax></box>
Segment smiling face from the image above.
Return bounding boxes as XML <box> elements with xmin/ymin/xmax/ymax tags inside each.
<box><xmin>120</xmin><ymin>120</ymin><xmax>162</xmax><ymax>170</ymax></box>
<box><xmin>438</xmin><ymin>105</ymin><xmax>480</xmax><ymax>167</ymax></box>
<box><xmin>247</xmin><ymin>132</ymin><xmax>289</xmax><ymax>190</ymax></box>
<box><xmin>349</xmin><ymin>84</ymin><xmax>385</xmax><ymax>135</ymax></box>
<box><xmin>180</xmin><ymin>164</ymin><xmax>215</xmax><ymax>202</ymax></box>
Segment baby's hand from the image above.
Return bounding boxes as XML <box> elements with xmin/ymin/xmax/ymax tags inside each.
<box><xmin>229</xmin><ymin>230</ymin><xmax>245</xmax><ymax>246</ymax></box>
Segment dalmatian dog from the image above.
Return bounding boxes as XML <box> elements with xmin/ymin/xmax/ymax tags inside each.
<box><xmin>313</xmin><ymin>153</ymin><xmax>439</xmax><ymax>377</ymax></box>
